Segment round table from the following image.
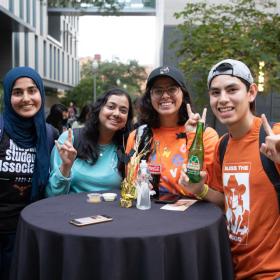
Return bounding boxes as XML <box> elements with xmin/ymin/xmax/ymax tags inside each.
<box><xmin>11</xmin><ymin>193</ymin><xmax>234</xmax><ymax>280</ymax></box>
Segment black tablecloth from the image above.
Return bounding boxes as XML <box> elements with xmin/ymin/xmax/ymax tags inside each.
<box><xmin>11</xmin><ymin>193</ymin><xmax>234</xmax><ymax>280</ymax></box>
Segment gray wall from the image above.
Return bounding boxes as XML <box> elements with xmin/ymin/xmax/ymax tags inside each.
<box><xmin>256</xmin><ymin>93</ymin><xmax>280</xmax><ymax>122</ymax></box>
<box><xmin>162</xmin><ymin>25</ymin><xmax>182</xmax><ymax>67</ymax></box>
<box><xmin>0</xmin><ymin>30</ymin><xmax>12</xmax><ymax>79</ymax></box>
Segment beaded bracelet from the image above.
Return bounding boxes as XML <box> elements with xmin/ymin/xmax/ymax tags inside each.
<box><xmin>195</xmin><ymin>184</ymin><xmax>209</xmax><ymax>200</ymax></box>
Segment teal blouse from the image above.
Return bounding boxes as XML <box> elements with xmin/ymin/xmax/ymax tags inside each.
<box><xmin>46</xmin><ymin>131</ymin><xmax>122</xmax><ymax>196</ymax></box>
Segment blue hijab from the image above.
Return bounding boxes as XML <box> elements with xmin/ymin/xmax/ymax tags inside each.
<box><xmin>3</xmin><ymin>67</ymin><xmax>49</xmax><ymax>201</ymax></box>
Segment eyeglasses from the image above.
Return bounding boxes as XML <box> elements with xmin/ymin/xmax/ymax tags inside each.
<box><xmin>150</xmin><ymin>86</ymin><xmax>180</xmax><ymax>99</ymax></box>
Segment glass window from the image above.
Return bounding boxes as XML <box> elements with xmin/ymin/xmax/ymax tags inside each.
<box><xmin>19</xmin><ymin>0</ymin><xmax>23</xmax><ymax>19</ymax></box>
<box><xmin>24</xmin><ymin>32</ymin><xmax>29</xmax><ymax>66</ymax></box>
<box><xmin>33</xmin><ymin>0</ymin><xmax>36</xmax><ymax>27</ymax></box>
<box><xmin>70</xmin><ymin>35</ymin><xmax>72</xmax><ymax>55</ymax></box>
<box><xmin>62</xmin><ymin>52</ymin><xmax>65</xmax><ymax>82</ymax></box>
<box><xmin>13</xmin><ymin>33</ymin><xmax>19</xmax><ymax>67</ymax></box>
<box><xmin>54</xmin><ymin>47</ymin><xmax>57</xmax><ymax>80</ymax></box>
<box><xmin>26</xmin><ymin>0</ymin><xmax>30</xmax><ymax>24</ymax></box>
<box><xmin>58</xmin><ymin>49</ymin><xmax>60</xmax><ymax>81</ymax></box>
<box><xmin>72</xmin><ymin>57</ymin><xmax>74</xmax><ymax>85</ymax></box>
<box><xmin>35</xmin><ymin>35</ymin><xmax>38</xmax><ymax>71</ymax></box>
<box><xmin>9</xmin><ymin>0</ymin><xmax>14</xmax><ymax>12</ymax></box>
<box><xmin>49</xmin><ymin>44</ymin><xmax>53</xmax><ymax>79</ymax></box>
<box><xmin>76</xmin><ymin>60</ymin><xmax>79</xmax><ymax>85</ymax></box>
<box><xmin>67</xmin><ymin>55</ymin><xmax>69</xmax><ymax>83</ymax></box>
<box><xmin>43</xmin><ymin>41</ymin><xmax>47</xmax><ymax>77</ymax></box>
<box><xmin>40</xmin><ymin>2</ymin><xmax>44</xmax><ymax>35</ymax></box>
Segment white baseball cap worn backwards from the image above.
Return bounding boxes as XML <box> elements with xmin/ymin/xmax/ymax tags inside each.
<box><xmin>207</xmin><ymin>59</ymin><xmax>254</xmax><ymax>88</ymax></box>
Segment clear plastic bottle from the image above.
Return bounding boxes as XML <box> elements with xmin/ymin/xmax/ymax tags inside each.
<box><xmin>136</xmin><ymin>160</ymin><xmax>151</xmax><ymax>210</ymax></box>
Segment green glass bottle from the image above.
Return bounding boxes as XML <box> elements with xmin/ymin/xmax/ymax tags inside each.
<box><xmin>186</xmin><ymin>121</ymin><xmax>204</xmax><ymax>183</ymax></box>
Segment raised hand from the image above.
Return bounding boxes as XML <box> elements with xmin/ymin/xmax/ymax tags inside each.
<box><xmin>260</xmin><ymin>114</ymin><xmax>280</xmax><ymax>163</ymax></box>
<box><xmin>185</xmin><ymin>103</ymin><xmax>207</xmax><ymax>133</ymax></box>
<box><xmin>55</xmin><ymin>129</ymin><xmax>77</xmax><ymax>177</ymax></box>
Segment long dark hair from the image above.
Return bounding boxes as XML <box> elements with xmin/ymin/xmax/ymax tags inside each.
<box><xmin>76</xmin><ymin>104</ymin><xmax>92</xmax><ymax>124</ymax></box>
<box><xmin>139</xmin><ymin>79</ymin><xmax>194</xmax><ymax>128</ymax></box>
<box><xmin>46</xmin><ymin>104</ymin><xmax>68</xmax><ymax>134</ymax></box>
<box><xmin>76</xmin><ymin>88</ymin><xmax>133</xmax><ymax>174</ymax></box>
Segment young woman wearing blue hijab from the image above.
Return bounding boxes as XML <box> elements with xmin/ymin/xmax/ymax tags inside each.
<box><xmin>0</xmin><ymin>67</ymin><xmax>54</xmax><ymax>279</ymax></box>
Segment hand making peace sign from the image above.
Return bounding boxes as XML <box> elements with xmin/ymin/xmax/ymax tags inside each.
<box><xmin>185</xmin><ymin>103</ymin><xmax>207</xmax><ymax>133</ymax></box>
<box><xmin>260</xmin><ymin>114</ymin><xmax>280</xmax><ymax>164</ymax></box>
<box><xmin>55</xmin><ymin>128</ymin><xmax>77</xmax><ymax>177</ymax></box>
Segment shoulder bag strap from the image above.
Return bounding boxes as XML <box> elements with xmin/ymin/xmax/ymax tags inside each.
<box><xmin>219</xmin><ymin>133</ymin><xmax>229</xmax><ymax>167</ymax></box>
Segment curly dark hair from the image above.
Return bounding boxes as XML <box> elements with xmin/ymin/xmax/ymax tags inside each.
<box><xmin>138</xmin><ymin>78</ymin><xmax>195</xmax><ymax>128</ymax></box>
<box><xmin>75</xmin><ymin>88</ymin><xmax>133</xmax><ymax>175</ymax></box>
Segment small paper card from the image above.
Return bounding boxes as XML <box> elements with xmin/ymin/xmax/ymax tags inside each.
<box><xmin>160</xmin><ymin>199</ymin><xmax>197</xmax><ymax>211</ymax></box>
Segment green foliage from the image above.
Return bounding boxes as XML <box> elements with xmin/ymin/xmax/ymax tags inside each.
<box><xmin>62</xmin><ymin>59</ymin><xmax>147</xmax><ymax>108</ymax></box>
<box><xmin>172</xmin><ymin>0</ymin><xmax>280</xmax><ymax>109</ymax></box>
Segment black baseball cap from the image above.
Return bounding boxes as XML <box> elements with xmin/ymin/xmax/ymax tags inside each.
<box><xmin>147</xmin><ymin>66</ymin><xmax>187</xmax><ymax>89</ymax></box>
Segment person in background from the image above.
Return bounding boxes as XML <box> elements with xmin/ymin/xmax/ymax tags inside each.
<box><xmin>46</xmin><ymin>88</ymin><xmax>133</xmax><ymax>196</ymax></box>
<box><xmin>132</xmin><ymin>96</ymin><xmax>143</xmax><ymax>129</ymax></box>
<box><xmin>0</xmin><ymin>67</ymin><xmax>55</xmax><ymax>279</ymax></box>
<box><xmin>46</xmin><ymin>103</ymin><xmax>69</xmax><ymax>134</ymax></box>
<box><xmin>125</xmin><ymin>66</ymin><xmax>219</xmax><ymax>196</ymax></box>
<box><xmin>179</xmin><ymin>59</ymin><xmax>280</xmax><ymax>279</ymax></box>
<box><xmin>71</xmin><ymin>104</ymin><xmax>92</xmax><ymax>129</ymax></box>
<box><xmin>67</xmin><ymin>101</ymin><xmax>77</xmax><ymax>127</ymax></box>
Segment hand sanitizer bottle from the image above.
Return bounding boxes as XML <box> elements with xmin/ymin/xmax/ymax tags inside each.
<box><xmin>136</xmin><ymin>160</ymin><xmax>151</xmax><ymax>210</ymax></box>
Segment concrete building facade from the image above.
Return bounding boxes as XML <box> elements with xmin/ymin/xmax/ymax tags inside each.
<box><xmin>0</xmin><ymin>0</ymin><xmax>79</xmax><ymax>93</ymax></box>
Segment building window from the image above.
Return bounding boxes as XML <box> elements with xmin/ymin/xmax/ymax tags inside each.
<box><xmin>67</xmin><ymin>55</ymin><xmax>70</xmax><ymax>83</ymax></box>
<box><xmin>76</xmin><ymin>60</ymin><xmax>79</xmax><ymax>85</ymax></box>
<box><xmin>64</xmin><ymin>22</ymin><xmax>67</xmax><ymax>51</ymax></box>
<box><xmin>9</xmin><ymin>0</ymin><xmax>14</xmax><ymax>12</ymax></box>
<box><xmin>50</xmin><ymin>44</ymin><xmax>53</xmax><ymax>79</ymax></box>
<box><xmin>33</xmin><ymin>0</ymin><xmax>36</xmax><ymax>27</ymax></box>
<box><xmin>26</xmin><ymin>0</ymin><xmax>31</xmax><ymax>24</ymax></box>
<box><xmin>40</xmin><ymin>2</ymin><xmax>44</xmax><ymax>35</ymax></box>
<box><xmin>62</xmin><ymin>52</ymin><xmax>65</xmax><ymax>82</ymax></box>
<box><xmin>19</xmin><ymin>0</ymin><xmax>23</xmax><ymax>19</ymax></box>
<box><xmin>24</xmin><ymin>32</ymin><xmax>29</xmax><ymax>66</ymax></box>
<box><xmin>13</xmin><ymin>33</ymin><xmax>19</xmax><ymax>67</ymax></box>
<box><xmin>54</xmin><ymin>47</ymin><xmax>57</xmax><ymax>80</ymax></box>
<box><xmin>43</xmin><ymin>41</ymin><xmax>47</xmax><ymax>77</ymax></box>
<box><xmin>75</xmin><ymin>37</ymin><xmax>77</xmax><ymax>57</ymax></box>
<box><xmin>35</xmin><ymin>35</ymin><xmax>38</xmax><ymax>71</ymax></box>
<box><xmin>58</xmin><ymin>49</ymin><xmax>60</xmax><ymax>81</ymax></box>
<box><xmin>72</xmin><ymin>58</ymin><xmax>74</xmax><ymax>85</ymax></box>
<box><xmin>70</xmin><ymin>35</ymin><xmax>72</xmax><ymax>55</ymax></box>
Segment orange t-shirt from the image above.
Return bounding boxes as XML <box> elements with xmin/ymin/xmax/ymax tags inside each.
<box><xmin>126</xmin><ymin>125</ymin><xmax>219</xmax><ymax>196</ymax></box>
<box><xmin>209</xmin><ymin>117</ymin><xmax>280</xmax><ymax>280</ymax></box>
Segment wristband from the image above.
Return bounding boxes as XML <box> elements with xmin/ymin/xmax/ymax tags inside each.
<box><xmin>195</xmin><ymin>184</ymin><xmax>209</xmax><ymax>200</ymax></box>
